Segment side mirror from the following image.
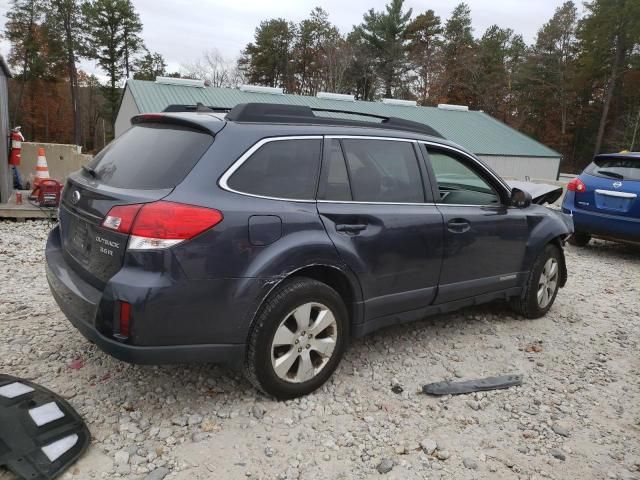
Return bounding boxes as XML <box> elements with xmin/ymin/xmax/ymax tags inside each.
<box><xmin>510</xmin><ymin>187</ymin><xmax>532</xmax><ymax>208</ymax></box>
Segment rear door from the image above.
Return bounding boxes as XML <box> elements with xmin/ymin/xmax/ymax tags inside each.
<box><xmin>423</xmin><ymin>145</ymin><xmax>528</xmax><ymax>303</ymax></box>
<box><xmin>60</xmin><ymin>122</ymin><xmax>215</xmax><ymax>287</ymax></box>
<box><xmin>317</xmin><ymin>137</ymin><xmax>444</xmax><ymax>320</ymax></box>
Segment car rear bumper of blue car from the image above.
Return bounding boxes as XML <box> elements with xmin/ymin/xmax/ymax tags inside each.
<box><xmin>45</xmin><ymin>226</ymin><xmax>249</xmax><ymax>368</ymax></box>
<box><xmin>562</xmin><ymin>198</ymin><xmax>640</xmax><ymax>242</ymax></box>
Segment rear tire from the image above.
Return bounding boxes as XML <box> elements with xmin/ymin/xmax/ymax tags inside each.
<box><xmin>245</xmin><ymin>277</ymin><xmax>348</xmax><ymax>399</ymax></box>
<box><xmin>511</xmin><ymin>244</ymin><xmax>562</xmax><ymax>319</ymax></box>
<box><xmin>568</xmin><ymin>232</ymin><xmax>591</xmax><ymax>247</ymax></box>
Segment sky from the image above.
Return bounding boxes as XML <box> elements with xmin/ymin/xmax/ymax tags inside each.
<box><xmin>0</xmin><ymin>0</ymin><xmax>572</xmax><ymax>77</ymax></box>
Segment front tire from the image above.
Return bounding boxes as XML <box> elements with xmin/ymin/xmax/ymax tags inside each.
<box><xmin>511</xmin><ymin>244</ymin><xmax>562</xmax><ymax>319</ymax></box>
<box><xmin>245</xmin><ymin>277</ymin><xmax>348</xmax><ymax>399</ymax></box>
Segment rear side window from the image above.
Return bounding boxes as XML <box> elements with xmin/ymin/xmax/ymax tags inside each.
<box><xmin>86</xmin><ymin>124</ymin><xmax>213</xmax><ymax>189</ymax></box>
<box><xmin>341</xmin><ymin>139</ymin><xmax>424</xmax><ymax>203</ymax></box>
<box><xmin>586</xmin><ymin>155</ymin><xmax>640</xmax><ymax>181</ymax></box>
<box><xmin>227</xmin><ymin>139</ymin><xmax>321</xmax><ymax>200</ymax></box>
<box><xmin>318</xmin><ymin>139</ymin><xmax>352</xmax><ymax>201</ymax></box>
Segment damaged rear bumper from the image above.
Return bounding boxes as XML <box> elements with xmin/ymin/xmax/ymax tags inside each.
<box><xmin>45</xmin><ymin>226</ymin><xmax>252</xmax><ymax>369</ymax></box>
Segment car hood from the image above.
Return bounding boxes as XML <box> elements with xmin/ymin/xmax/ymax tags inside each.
<box><xmin>507</xmin><ymin>180</ymin><xmax>564</xmax><ymax>205</ymax></box>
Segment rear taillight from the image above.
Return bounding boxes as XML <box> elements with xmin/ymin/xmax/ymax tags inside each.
<box><xmin>567</xmin><ymin>178</ymin><xmax>586</xmax><ymax>192</ymax></box>
<box><xmin>102</xmin><ymin>201</ymin><xmax>223</xmax><ymax>250</ymax></box>
<box><xmin>102</xmin><ymin>204</ymin><xmax>143</xmax><ymax>233</ymax></box>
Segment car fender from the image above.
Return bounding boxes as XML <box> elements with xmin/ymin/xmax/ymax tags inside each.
<box><xmin>522</xmin><ymin>206</ymin><xmax>573</xmax><ymax>286</ymax></box>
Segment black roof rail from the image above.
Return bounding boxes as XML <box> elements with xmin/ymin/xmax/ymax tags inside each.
<box><xmin>163</xmin><ymin>103</ymin><xmax>231</xmax><ymax>113</ymax></box>
<box><xmin>225</xmin><ymin>103</ymin><xmax>443</xmax><ymax>138</ymax></box>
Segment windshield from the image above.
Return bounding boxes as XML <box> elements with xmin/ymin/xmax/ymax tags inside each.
<box><xmin>586</xmin><ymin>155</ymin><xmax>640</xmax><ymax>181</ymax></box>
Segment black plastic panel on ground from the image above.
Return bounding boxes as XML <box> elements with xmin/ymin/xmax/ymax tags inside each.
<box><xmin>0</xmin><ymin>374</ymin><xmax>90</xmax><ymax>480</ymax></box>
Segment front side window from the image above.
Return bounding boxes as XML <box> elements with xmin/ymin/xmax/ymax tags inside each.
<box><xmin>341</xmin><ymin>139</ymin><xmax>425</xmax><ymax>203</ymax></box>
<box><xmin>227</xmin><ymin>139</ymin><xmax>321</xmax><ymax>200</ymax></box>
<box><xmin>427</xmin><ymin>149</ymin><xmax>499</xmax><ymax>205</ymax></box>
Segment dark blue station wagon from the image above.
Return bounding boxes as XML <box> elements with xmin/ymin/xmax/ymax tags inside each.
<box><xmin>46</xmin><ymin>103</ymin><xmax>573</xmax><ymax>398</ymax></box>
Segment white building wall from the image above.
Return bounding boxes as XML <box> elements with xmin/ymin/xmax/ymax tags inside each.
<box><xmin>479</xmin><ymin>155</ymin><xmax>561</xmax><ymax>181</ymax></box>
<box><xmin>114</xmin><ymin>87</ymin><xmax>140</xmax><ymax>138</ymax></box>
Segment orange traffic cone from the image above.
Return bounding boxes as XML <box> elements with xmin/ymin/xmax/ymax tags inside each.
<box><xmin>33</xmin><ymin>147</ymin><xmax>50</xmax><ymax>186</ymax></box>
<box><xmin>29</xmin><ymin>147</ymin><xmax>51</xmax><ymax>200</ymax></box>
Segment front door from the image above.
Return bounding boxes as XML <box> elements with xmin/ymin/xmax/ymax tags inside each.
<box><xmin>317</xmin><ymin>137</ymin><xmax>444</xmax><ymax>320</ymax></box>
<box><xmin>422</xmin><ymin>146</ymin><xmax>529</xmax><ymax>303</ymax></box>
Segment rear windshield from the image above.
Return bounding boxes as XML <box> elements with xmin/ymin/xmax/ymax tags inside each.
<box><xmin>586</xmin><ymin>155</ymin><xmax>640</xmax><ymax>181</ymax></box>
<box><xmin>85</xmin><ymin>124</ymin><xmax>213</xmax><ymax>189</ymax></box>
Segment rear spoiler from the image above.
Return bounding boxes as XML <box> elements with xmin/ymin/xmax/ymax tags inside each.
<box><xmin>131</xmin><ymin>112</ymin><xmax>223</xmax><ymax>135</ymax></box>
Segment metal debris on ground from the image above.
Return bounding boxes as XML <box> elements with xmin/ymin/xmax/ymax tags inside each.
<box><xmin>422</xmin><ymin>374</ymin><xmax>523</xmax><ymax>396</ymax></box>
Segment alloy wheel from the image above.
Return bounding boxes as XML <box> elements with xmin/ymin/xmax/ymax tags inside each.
<box><xmin>537</xmin><ymin>258</ymin><xmax>559</xmax><ymax>308</ymax></box>
<box><xmin>270</xmin><ymin>302</ymin><xmax>338</xmax><ymax>383</ymax></box>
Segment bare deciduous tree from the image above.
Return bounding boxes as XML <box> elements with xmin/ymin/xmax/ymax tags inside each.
<box><xmin>181</xmin><ymin>49</ymin><xmax>244</xmax><ymax>88</ymax></box>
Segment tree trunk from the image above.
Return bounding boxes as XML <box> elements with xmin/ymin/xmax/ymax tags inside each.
<box><xmin>12</xmin><ymin>6</ymin><xmax>36</xmax><ymax>127</ymax></box>
<box><xmin>13</xmin><ymin>59</ymin><xmax>28</xmax><ymax>128</ymax></box>
<box><xmin>630</xmin><ymin>106</ymin><xmax>640</xmax><ymax>151</ymax></box>
<box><xmin>69</xmin><ymin>65</ymin><xmax>80</xmax><ymax>146</ymax></box>
<box><xmin>385</xmin><ymin>76</ymin><xmax>392</xmax><ymax>97</ymax></box>
<box><xmin>65</xmin><ymin>19</ymin><xmax>81</xmax><ymax>146</ymax></box>
<box><xmin>594</xmin><ymin>32</ymin><xmax>624</xmax><ymax>155</ymax></box>
<box><xmin>44</xmin><ymin>86</ymin><xmax>49</xmax><ymax>142</ymax></box>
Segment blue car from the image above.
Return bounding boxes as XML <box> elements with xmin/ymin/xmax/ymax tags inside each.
<box><xmin>562</xmin><ymin>152</ymin><xmax>640</xmax><ymax>246</ymax></box>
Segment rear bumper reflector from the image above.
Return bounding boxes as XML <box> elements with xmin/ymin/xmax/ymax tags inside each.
<box><xmin>119</xmin><ymin>301</ymin><xmax>131</xmax><ymax>338</ymax></box>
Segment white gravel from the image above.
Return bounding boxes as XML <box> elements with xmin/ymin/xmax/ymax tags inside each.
<box><xmin>1</xmin><ymin>219</ymin><xmax>639</xmax><ymax>480</ymax></box>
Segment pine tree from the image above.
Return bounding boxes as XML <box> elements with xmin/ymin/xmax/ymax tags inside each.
<box><xmin>120</xmin><ymin>0</ymin><xmax>143</xmax><ymax>78</ymax></box>
<box><xmin>46</xmin><ymin>0</ymin><xmax>84</xmax><ymax>146</ymax></box>
<box><xmin>4</xmin><ymin>0</ymin><xmax>45</xmax><ymax>125</ymax></box>
<box><xmin>293</xmin><ymin>8</ymin><xmax>339</xmax><ymax>95</ymax></box>
<box><xmin>133</xmin><ymin>51</ymin><xmax>166</xmax><ymax>80</ymax></box>
<box><xmin>83</xmin><ymin>0</ymin><xmax>144</xmax><ymax>127</ymax></box>
<box><xmin>239</xmin><ymin>19</ymin><xmax>297</xmax><ymax>90</ymax></box>
<box><xmin>358</xmin><ymin>0</ymin><xmax>412</xmax><ymax>97</ymax></box>
<box><xmin>405</xmin><ymin>10</ymin><xmax>442</xmax><ymax>104</ymax></box>
<box><xmin>475</xmin><ymin>26</ymin><xmax>525</xmax><ymax>119</ymax></box>
<box><xmin>442</xmin><ymin>3</ymin><xmax>477</xmax><ymax>105</ymax></box>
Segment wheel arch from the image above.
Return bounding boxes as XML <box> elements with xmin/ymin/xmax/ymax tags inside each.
<box><xmin>287</xmin><ymin>264</ymin><xmax>363</xmax><ymax>326</ymax></box>
<box><xmin>246</xmin><ymin>263</ymin><xmax>364</xmax><ymax>344</ymax></box>
<box><xmin>524</xmin><ymin>233</ymin><xmax>568</xmax><ymax>288</ymax></box>
<box><xmin>523</xmin><ymin>209</ymin><xmax>572</xmax><ymax>288</ymax></box>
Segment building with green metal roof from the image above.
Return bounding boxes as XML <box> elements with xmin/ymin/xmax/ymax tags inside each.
<box><xmin>115</xmin><ymin>78</ymin><xmax>562</xmax><ymax>181</ymax></box>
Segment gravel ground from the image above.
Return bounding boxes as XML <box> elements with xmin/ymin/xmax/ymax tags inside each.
<box><xmin>1</xmin><ymin>219</ymin><xmax>639</xmax><ymax>480</ymax></box>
